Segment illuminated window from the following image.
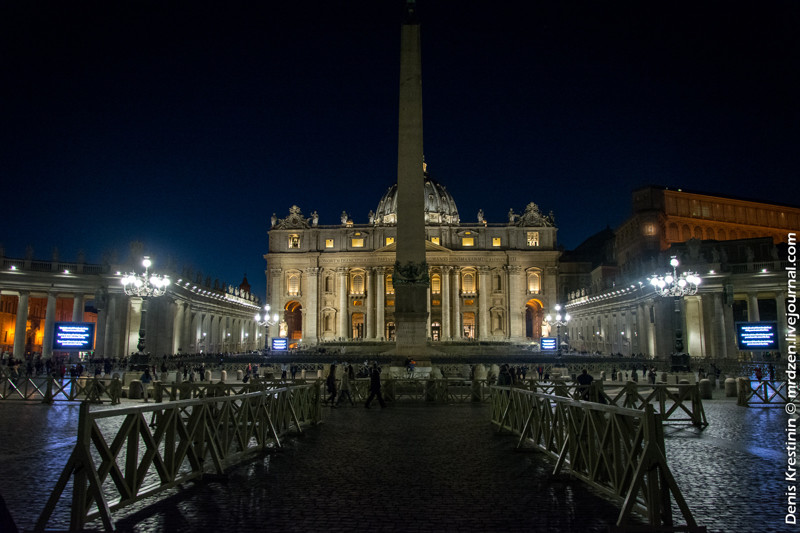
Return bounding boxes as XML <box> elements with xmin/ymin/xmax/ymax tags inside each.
<box><xmin>351</xmin><ymin>273</ymin><xmax>365</xmax><ymax>295</ymax></box>
<box><xmin>325</xmin><ymin>239</ymin><xmax>334</xmax><ymax>248</ymax></box>
<box><xmin>492</xmin><ymin>237</ymin><xmax>501</xmax><ymax>247</ymax></box>
<box><xmin>288</xmin><ymin>274</ymin><xmax>300</xmax><ymax>296</ymax></box>
<box><xmin>351</xmin><ymin>238</ymin><xmax>364</xmax><ymax>248</ymax></box>
<box><xmin>462</xmin><ymin>237</ymin><xmax>475</xmax><ymax>247</ymax></box>
<box><xmin>527</xmin><ymin>272</ymin><xmax>540</xmax><ymax>293</ymax></box>
<box><xmin>432</xmin><ymin>299</ymin><xmax>441</xmax><ymax>306</ymax></box>
<box><xmin>386</xmin><ymin>274</ymin><xmax>395</xmax><ymax>295</ymax></box>
<box><xmin>385</xmin><ymin>237</ymin><xmax>395</xmax><ymax>246</ymax></box>
<box><xmin>430</xmin><ymin>237</ymin><xmax>440</xmax><ymax>245</ymax></box>
<box><xmin>462</xmin><ymin>272</ymin><xmax>476</xmax><ymax>293</ymax></box>
<box><xmin>642</xmin><ymin>224</ymin><xmax>656</xmax><ymax>236</ymax></box>
<box><xmin>386</xmin><ymin>300</ymin><xmax>395</xmax><ymax>307</ymax></box>
<box><xmin>526</xmin><ymin>232</ymin><xmax>539</xmax><ymax>247</ymax></box>
<box><xmin>288</xmin><ymin>234</ymin><xmax>300</xmax><ymax>249</ymax></box>
<box><xmin>431</xmin><ymin>273</ymin><xmax>441</xmax><ymax>294</ymax></box>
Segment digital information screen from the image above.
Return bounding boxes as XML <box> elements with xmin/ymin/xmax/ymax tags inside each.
<box><xmin>53</xmin><ymin>322</ymin><xmax>96</xmax><ymax>351</ymax></box>
<box><xmin>540</xmin><ymin>337</ymin><xmax>558</xmax><ymax>351</ymax></box>
<box><xmin>735</xmin><ymin>321</ymin><xmax>779</xmax><ymax>351</ymax></box>
<box><xmin>271</xmin><ymin>338</ymin><xmax>288</xmax><ymax>351</ymax></box>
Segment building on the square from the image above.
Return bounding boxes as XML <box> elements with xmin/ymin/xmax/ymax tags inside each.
<box><xmin>0</xmin><ymin>246</ymin><xmax>263</xmax><ymax>359</ymax></box>
<box><xmin>561</xmin><ymin>187</ymin><xmax>798</xmax><ymax>359</ymax></box>
<box><xmin>264</xmin><ymin>166</ymin><xmax>561</xmax><ymax>348</ymax></box>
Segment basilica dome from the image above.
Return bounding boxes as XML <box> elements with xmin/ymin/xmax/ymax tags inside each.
<box><xmin>374</xmin><ymin>170</ymin><xmax>460</xmax><ymax>226</ymax></box>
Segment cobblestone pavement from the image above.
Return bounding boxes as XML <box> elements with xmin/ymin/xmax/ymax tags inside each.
<box><xmin>0</xmin><ymin>387</ymin><xmax>795</xmax><ymax>532</ymax></box>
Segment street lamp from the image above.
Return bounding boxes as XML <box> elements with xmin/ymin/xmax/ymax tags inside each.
<box><xmin>121</xmin><ymin>256</ymin><xmax>170</xmax><ymax>357</ymax></box>
<box><xmin>255</xmin><ymin>304</ymin><xmax>281</xmax><ymax>350</ymax></box>
<box><xmin>648</xmin><ymin>256</ymin><xmax>701</xmax><ymax>354</ymax></box>
<box><xmin>545</xmin><ymin>304</ymin><xmax>571</xmax><ymax>356</ymax></box>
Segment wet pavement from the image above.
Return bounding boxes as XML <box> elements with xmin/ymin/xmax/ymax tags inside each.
<box><xmin>0</xmin><ymin>387</ymin><xmax>795</xmax><ymax>532</ymax></box>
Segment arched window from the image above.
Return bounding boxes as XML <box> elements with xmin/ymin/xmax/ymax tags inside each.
<box><xmin>462</xmin><ymin>272</ymin><xmax>476</xmax><ymax>294</ymax></box>
<box><xmin>351</xmin><ymin>273</ymin><xmax>365</xmax><ymax>295</ymax></box>
<box><xmin>431</xmin><ymin>273</ymin><xmax>441</xmax><ymax>294</ymax></box>
<box><xmin>527</xmin><ymin>271</ymin><xmax>541</xmax><ymax>293</ymax></box>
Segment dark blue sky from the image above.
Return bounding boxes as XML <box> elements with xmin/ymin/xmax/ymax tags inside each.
<box><xmin>2</xmin><ymin>1</ymin><xmax>799</xmax><ymax>299</ymax></box>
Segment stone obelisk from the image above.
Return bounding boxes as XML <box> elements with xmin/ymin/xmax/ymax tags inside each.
<box><xmin>393</xmin><ymin>0</ymin><xmax>429</xmax><ymax>354</ymax></box>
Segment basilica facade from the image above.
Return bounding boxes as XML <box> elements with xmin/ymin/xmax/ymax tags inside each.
<box><xmin>264</xmin><ymin>169</ymin><xmax>560</xmax><ymax>348</ymax></box>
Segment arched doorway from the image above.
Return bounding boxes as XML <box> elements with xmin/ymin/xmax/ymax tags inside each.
<box><xmin>462</xmin><ymin>312</ymin><xmax>476</xmax><ymax>339</ymax></box>
<box><xmin>525</xmin><ymin>299</ymin><xmax>544</xmax><ymax>340</ymax></box>
<box><xmin>431</xmin><ymin>321</ymin><xmax>441</xmax><ymax>341</ymax></box>
<box><xmin>285</xmin><ymin>301</ymin><xmax>302</xmax><ymax>347</ymax></box>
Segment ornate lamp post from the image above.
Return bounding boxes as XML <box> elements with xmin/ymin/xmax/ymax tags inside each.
<box><xmin>545</xmin><ymin>304</ymin><xmax>571</xmax><ymax>356</ymax></box>
<box><xmin>255</xmin><ymin>304</ymin><xmax>281</xmax><ymax>350</ymax></box>
<box><xmin>121</xmin><ymin>256</ymin><xmax>170</xmax><ymax>357</ymax></box>
<box><xmin>648</xmin><ymin>256</ymin><xmax>701</xmax><ymax>354</ymax></box>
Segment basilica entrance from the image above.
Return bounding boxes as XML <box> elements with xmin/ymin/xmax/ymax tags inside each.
<box><xmin>525</xmin><ymin>299</ymin><xmax>543</xmax><ymax>340</ymax></box>
<box><xmin>352</xmin><ymin>313</ymin><xmax>364</xmax><ymax>339</ymax></box>
<box><xmin>285</xmin><ymin>301</ymin><xmax>302</xmax><ymax>347</ymax></box>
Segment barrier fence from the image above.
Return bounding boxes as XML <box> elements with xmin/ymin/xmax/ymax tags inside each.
<box><xmin>0</xmin><ymin>376</ymin><xmax>122</xmax><ymax>404</ymax></box>
<box><xmin>34</xmin><ymin>383</ymin><xmax>322</xmax><ymax>533</ymax></box>
<box><xmin>491</xmin><ymin>386</ymin><xmax>704</xmax><ymax>532</ymax></box>
<box><xmin>736</xmin><ymin>379</ymin><xmax>797</xmax><ymax>407</ymax></box>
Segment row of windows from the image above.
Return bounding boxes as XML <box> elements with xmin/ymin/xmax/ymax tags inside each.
<box><xmin>665</xmin><ymin>196</ymin><xmax>798</xmax><ymax>228</ymax></box>
<box><xmin>283</xmin><ymin>270</ymin><xmax>543</xmax><ymax>296</ymax></box>
<box><xmin>287</xmin><ymin>232</ymin><xmax>541</xmax><ymax>249</ymax></box>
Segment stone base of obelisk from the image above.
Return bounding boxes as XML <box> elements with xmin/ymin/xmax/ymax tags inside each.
<box><xmin>386</xmin><ymin>312</ymin><xmax>444</xmax><ymax>356</ymax></box>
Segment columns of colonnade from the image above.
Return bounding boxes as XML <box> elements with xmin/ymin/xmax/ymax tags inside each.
<box><xmin>12</xmin><ymin>291</ymin><xmax>29</xmax><ymax>358</ymax></box>
<box><xmin>478</xmin><ymin>267</ymin><xmax>489</xmax><ymax>340</ymax></box>
<box><xmin>452</xmin><ymin>268</ymin><xmax>461</xmax><ymax>340</ymax></box>
<box><xmin>306</xmin><ymin>268</ymin><xmax>319</xmax><ymax>344</ymax></box>
<box><xmin>441</xmin><ymin>266</ymin><xmax>451</xmax><ymax>340</ymax></box>
<box><xmin>376</xmin><ymin>267</ymin><xmax>385</xmax><ymax>340</ymax></box>
<box><xmin>337</xmin><ymin>267</ymin><xmax>348</xmax><ymax>339</ymax></box>
<box><xmin>366</xmin><ymin>269</ymin><xmax>375</xmax><ymax>339</ymax></box>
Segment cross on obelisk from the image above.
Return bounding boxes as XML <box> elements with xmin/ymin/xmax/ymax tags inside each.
<box><xmin>393</xmin><ymin>0</ymin><xmax>429</xmax><ymax>354</ymax></box>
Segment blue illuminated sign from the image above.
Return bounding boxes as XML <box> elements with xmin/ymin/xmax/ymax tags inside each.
<box><xmin>540</xmin><ymin>337</ymin><xmax>558</xmax><ymax>351</ymax></box>
<box><xmin>53</xmin><ymin>322</ymin><xmax>96</xmax><ymax>351</ymax></box>
<box><xmin>736</xmin><ymin>322</ymin><xmax>778</xmax><ymax>351</ymax></box>
<box><xmin>271</xmin><ymin>338</ymin><xmax>288</xmax><ymax>351</ymax></box>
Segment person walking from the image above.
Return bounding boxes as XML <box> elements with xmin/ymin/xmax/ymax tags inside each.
<box><xmin>140</xmin><ymin>368</ymin><xmax>152</xmax><ymax>402</ymax></box>
<box><xmin>325</xmin><ymin>363</ymin><xmax>338</xmax><ymax>406</ymax></box>
<box><xmin>364</xmin><ymin>362</ymin><xmax>386</xmax><ymax>408</ymax></box>
<box><xmin>336</xmin><ymin>363</ymin><xmax>356</xmax><ymax>406</ymax></box>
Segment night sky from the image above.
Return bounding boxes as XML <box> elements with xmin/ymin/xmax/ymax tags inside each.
<box><xmin>2</xmin><ymin>1</ymin><xmax>799</xmax><ymax>299</ymax></box>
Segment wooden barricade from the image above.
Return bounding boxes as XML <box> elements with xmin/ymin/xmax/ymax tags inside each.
<box><xmin>491</xmin><ymin>386</ymin><xmax>704</xmax><ymax>531</ymax></box>
<box><xmin>527</xmin><ymin>381</ymin><xmax>707</xmax><ymax>428</ymax></box>
<box><xmin>34</xmin><ymin>383</ymin><xmax>321</xmax><ymax>533</ymax></box>
<box><xmin>737</xmin><ymin>379</ymin><xmax>796</xmax><ymax>407</ymax></box>
<box><xmin>0</xmin><ymin>377</ymin><xmax>121</xmax><ymax>404</ymax></box>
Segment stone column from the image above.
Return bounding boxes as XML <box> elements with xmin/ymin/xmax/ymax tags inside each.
<box><xmin>72</xmin><ymin>293</ymin><xmax>84</xmax><ymax>322</ymax></box>
<box><xmin>106</xmin><ymin>294</ymin><xmax>119</xmax><ymax>358</ymax></box>
<box><xmin>624</xmin><ymin>308</ymin><xmax>635</xmax><ymax>356</ymax></box>
<box><xmin>427</xmin><ymin>282</ymin><xmax>432</xmax><ymax>339</ymax></box>
<box><xmin>441</xmin><ymin>266</ymin><xmax>451</xmax><ymax>340</ymax></box>
<box><xmin>42</xmin><ymin>292</ymin><xmax>57</xmax><ymax>359</ymax></box>
<box><xmin>337</xmin><ymin>267</ymin><xmax>349</xmax><ymax>339</ymax></box>
<box><xmin>478</xmin><ymin>267</ymin><xmax>490</xmax><ymax>340</ymax></box>
<box><xmin>376</xmin><ymin>267</ymin><xmax>385</xmax><ymax>340</ymax></box>
<box><xmin>777</xmin><ymin>290</ymin><xmax>787</xmax><ymax>356</ymax></box>
<box><xmin>306</xmin><ymin>268</ymin><xmax>319</xmax><ymax>344</ymax></box>
<box><xmin>452</xmin><ymin>268</ymin><xmax>461</xmax><ymax>339</ymax></box>
<box><xmin>126</xmin><ymin>297</ymin><xmax>143</xmax><ymax>355</ymax></box>
<box><xmin>748</xmin><ymin>293</ymin><xmax>760</xmax><ymax>322</ymax></box>
<box><xmin>366</xmin><ymin>268</ymin><xmax>375</xmax><ymax>339</ymax></box>
<box><xmin>13</xmin><ymin>291</ymin><xmax>29</xmax><ymax>358</ymax></box>
<box><xmin>95</xmin><ymin>293</ymin><xmax>107</xmax><ymax>358</ymax></box>
<box><xmin>713</xmin><ymin>292</ymin><xmax>728</xmax><ymax>359</ymax></box>
<box><xmin>506</xmin><ymin>265</ymin><xmax>523</xmax><ymax>341</ymax></box>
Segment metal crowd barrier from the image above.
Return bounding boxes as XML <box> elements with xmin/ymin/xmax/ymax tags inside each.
<box><xmin>0</xmin><ymin>376</ymin><xmax>122</xmax><ymax>404</ymax></box>
<box><xmin>736</xmin><ymin>379</ymin><xmax>797</xmax><ymax>407</ymax></box>
<box><xmin>491</xmin><ymin>386</ymin><xmax>704</xmax><ymax>532</ymax></box>
<box><xmin>34</xmin><ymin>383</ymin><xmax>322</xmax><ymax>533</ymax></box>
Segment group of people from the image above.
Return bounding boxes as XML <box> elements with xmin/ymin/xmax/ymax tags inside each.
<box><xmin>324</xmin><ymin>362</ymin><xmax>386</xmax><ymax>408</ymax></box>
